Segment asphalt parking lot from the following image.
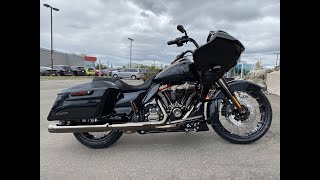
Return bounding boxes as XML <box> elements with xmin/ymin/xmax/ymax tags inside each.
<box><xmin>40</xmin><ymin>79</ymin><xmax>280</xmax><ymax>180</ymax></box>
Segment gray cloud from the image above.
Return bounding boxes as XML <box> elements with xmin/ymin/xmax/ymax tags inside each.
<box><xmin>40</xmin><ymin>0</ymin><xmax>280</xmax><ymax>67</ymax></box>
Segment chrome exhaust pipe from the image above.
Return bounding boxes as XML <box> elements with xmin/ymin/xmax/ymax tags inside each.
<box><xmin>48</xmin><ymin>123</ymin><xmax>110</xmax><ymax>133</ymax></box>
<box><xmin>48</xmin><ymin>99</ymin><xmax>169</xmax><ymax>133</ymax></box>
<box><xmin>154</xmin><ymin>115</ymin><xmax>203</xmax><ymax>129</ymax></box>
<box><xmin>168</xmin><ymin>115</ymin><xmax>203</xmax><ymax>125</ymax></box>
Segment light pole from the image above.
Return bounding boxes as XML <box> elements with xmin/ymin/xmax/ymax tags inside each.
<box><xmin>128</xmin><ymin>38</ymin><xmax>134</xmax><ymax>68</ymax></box>
<box><xmin>274</xmin><ymin>52</ymin><xmax>280</xmax><ymax>67</ymax></box>
<box><xmin>43</xmin><ymin>3</ymin><xmax>59</xmax><ymax>76</ymax></box>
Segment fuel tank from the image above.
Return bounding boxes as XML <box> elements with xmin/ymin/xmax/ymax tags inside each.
<box><xmin>154</xmin><ymin>58</ymin><xmax>197</xmax><ymax>84</ymax></box>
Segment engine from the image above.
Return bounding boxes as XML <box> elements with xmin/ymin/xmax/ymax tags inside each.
<box><xmin>144</xmin><ymin>99</ymin><xmax>163</xmax><ymax>121</ymax></box>
<box><xmin>144</xmin><ymin>82</ymin><xmax>197</xmax><ymax>122</ymax></box>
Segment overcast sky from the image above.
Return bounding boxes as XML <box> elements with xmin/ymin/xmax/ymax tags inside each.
<box><xmin>40</xmin><ymin>0</ymin><xmax>280</xmax><ymax>68</ymax></box>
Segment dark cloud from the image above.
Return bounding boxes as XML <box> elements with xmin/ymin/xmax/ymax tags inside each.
<box><xmin>128</xmin><ymin>0</ymin><xmax>168</xmax><ymax>15</ymax></box>
<box><xmin>40</xmin><ymin>0</ymin><xmax>280</xmax><ymax>67</ymax></box>
<box><xmin>140</xmin><ymin>11</ymin><xmax>150</xmax><ymax>18</ymax></box>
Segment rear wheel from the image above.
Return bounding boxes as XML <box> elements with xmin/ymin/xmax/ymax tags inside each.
<box><xmin>212</xmin><ymin>89</ymin><xmax>272</xmax><ymax>144</ymax></box>
<box><xmin>113</xmin><ymin>74</ymin><xmax>118</xmax><ymax>78</ymax></box>
<box><xmin>74</xmin><ymin>130</ymin><xmax>123</xmax><ymax>149</ymax></box>
<box><xmin>131</xmin><ymin>75</ymin><xmax>136</xmax><ymax>80</ymax></box>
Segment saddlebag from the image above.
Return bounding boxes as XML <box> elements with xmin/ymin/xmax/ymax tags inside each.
<box><xmin>47</xmin><ymin>80</ymin><xmax>121</xmax><ymax>121</ymax></box>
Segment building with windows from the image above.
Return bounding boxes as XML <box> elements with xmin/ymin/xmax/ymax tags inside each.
<box><xmin>226</xmin><ymin>61</ymin><xmax>254</xmax><ymax>78</ymax></box>
<box><xmin>40</xmin><ymin>47</ymin><xmax>96</xmax><ymax>68</ymax></box>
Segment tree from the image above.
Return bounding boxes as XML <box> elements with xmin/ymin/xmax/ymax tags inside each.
<box><xmin>95</xmin><ymin>63</ymin><xmax>107</xmax><ymax>69</ymax></box>
<box><xmin>255</xmin><ymin>60</ymin><xmax>264</xmax><ymax>70</ymax></box>
<box><xmin>139</xmin><ymin>64</ymin><xmax>149</xmax><ymax>68</ymax></box>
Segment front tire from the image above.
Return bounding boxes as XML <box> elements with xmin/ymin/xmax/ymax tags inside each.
<box><xmin>212</xmin><ymin>89</ymin><xmax>272</xmax><ymax>144</ymax></box>
<box><xmin>74</xmin><ymin>130</ymin><xmax>123</xmax><ymax>149</ymax></box>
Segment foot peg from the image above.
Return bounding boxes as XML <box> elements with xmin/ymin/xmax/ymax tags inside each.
<box><xmin>196</xmin><ymin>122</ymin><xmax>209</xmax><ymax>132</ymax></box>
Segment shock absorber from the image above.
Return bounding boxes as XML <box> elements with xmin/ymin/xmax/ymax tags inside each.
<box><xmin>217</xmin><ymin>78</ymin><xmax>243</xmax><ymax>111</ymax></box>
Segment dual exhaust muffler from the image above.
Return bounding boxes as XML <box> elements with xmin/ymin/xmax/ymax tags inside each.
<box><xmin>48</xmin><ymin>99</ymin><xmax>203</xmax><ymax>133</ymax></box>
<box><xmin>48</xmin><ymin>115</ymin><xmax>203</xmax><ymax>133</ymax></box>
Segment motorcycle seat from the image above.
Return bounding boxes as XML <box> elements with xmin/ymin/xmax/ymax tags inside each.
<box><xmin>92</xmin><ymin>75</ymin><xmax>155</xmax><ymax>92</ymax></box>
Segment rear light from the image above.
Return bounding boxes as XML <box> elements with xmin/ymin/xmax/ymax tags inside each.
<box><xmin>138</xmin><ymin>72</ymin><xmax>141</xmax><ymax>75</ymax></box>
<box><xmin>70</xmin><ymin>90</ymin><xmax>94</xmax><ymax>96</ymax></box>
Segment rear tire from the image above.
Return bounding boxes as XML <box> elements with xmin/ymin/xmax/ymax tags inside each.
<box><xmin>131</xmin><ymin>75</ymin><xmax>136</xmax><ymax>80</ymax></box>
<box><xmin>113</xmin><ymin>74</ymin><xmax>118</xmax><ymax>78</ymax></box>
<box><xmin>74</xmin><ymin>130</ymin><xmax>123</xmax><ymax>149</ymax></box>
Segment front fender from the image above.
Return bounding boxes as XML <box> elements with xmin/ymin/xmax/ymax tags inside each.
<box><xmin>213</xmin><ymin>80</ymin><xmax>263</xmax><ymax>99</ymax></box>
<box><xmin>207</xmin><ymin>80</ymin><xmax>263</xmax><ymax>125</ymax></box>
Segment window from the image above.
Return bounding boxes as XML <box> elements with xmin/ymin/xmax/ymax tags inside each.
<box><xmin>129</xmin><ymin>69</ymin><xmax>137</xmax><ymax>72</ymax></box>
<box><xmin>88</xmin><ymin>68</ymin><xmax>94</xmax><ymax>71</ymax></box>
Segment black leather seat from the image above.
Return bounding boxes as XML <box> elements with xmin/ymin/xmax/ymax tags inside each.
<box><xmin>114</xmin><ymin>75</ymin><xmax>155</xmax><ymax>92</ymax></box>
<box><xmin>92</xmin><ymin>75</ymin><xmax>155</xmax><ymax>92</ymax></box>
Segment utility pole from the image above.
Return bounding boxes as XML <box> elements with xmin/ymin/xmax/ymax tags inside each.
<box><xmin>241</xmin><ymin>63</ymin><xmax>244</xmax><ymax>79</ymax></box>
<box><xmin>128</xmin><ymin>38</ymin><xmax>134</xmax><ymax>68</ymax></box>
<box><xmin>274</xmin><ymin>52</ymin><xmax>280</xmax><ymax>67</ymax></box>
<box><xmin>99</xmin><ymin>59</ymin><xmax>101</xmax><ymax>76</ymax></box>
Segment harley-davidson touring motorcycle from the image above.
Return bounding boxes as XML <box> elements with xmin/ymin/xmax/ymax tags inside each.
<box><xmin>47</xmin><ymin>25</ymin><xmax>272</xmax><ymax>148</ymax></box>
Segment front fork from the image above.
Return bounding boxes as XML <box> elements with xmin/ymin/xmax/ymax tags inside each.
<box><xmin>217</xmin><ymin>77</ymin><xmax>243</xmax><ymax>112</ymax></box>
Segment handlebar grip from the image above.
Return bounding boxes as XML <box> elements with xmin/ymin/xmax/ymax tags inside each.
<box><xmin>167</xmin><ymin>40</ymin><xmax>177</xmax><ymax>45</ymax></box>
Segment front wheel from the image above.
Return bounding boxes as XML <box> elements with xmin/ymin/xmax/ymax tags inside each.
<box><xmin>212</xmin><ymin>89</ymin><xmax>272</xmax><ymax>144</ymax></box>
<box><xmin>74</xmin><ymin>130</ymin><xmax>123</xmax><ymax>149</ymax></box>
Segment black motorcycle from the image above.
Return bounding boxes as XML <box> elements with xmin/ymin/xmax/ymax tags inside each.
<box><xmin>47</xmin><ymin>25</ymin><xmax>272</xmax><ymax>149</ymax></box>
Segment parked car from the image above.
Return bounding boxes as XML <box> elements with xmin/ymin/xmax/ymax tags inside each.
<box><xmin>101</xmin><ymin>69</ymin><xmax>111</xmax><ymax>76</ymax></box>
<box><xmin>110</xmin><ymin>69</ymin><xmax>120</xmax><ymax>76</ymax></box>
<box><xmin>53</xmin><ymin>65</ymin><xmax>73</xmax><ymax>76</ymax></box>
<box><xmin>85</xmin><ymin>67</ymin><xmax>95</xmax><ymax>76</ymax></box>
<box><xmin>40</xmin><ymin>66</ymin><xmax>50</xmax><ymax>76</ymax></box>
<box><xmin>71</xmin><ymin>66</ymin><xmax>86</xmax><ymax>76</ymax></box>
<box><xmin>40</xmin><ymin>66</ymin><xmax>58</xmax><ymax>76</ymax></box>
<box><xmin>94</xmin><ymin>69</ymin><xmax>106</xmax><ymax>76</ymax></box>
<box><xmin>112</xmin><ymin>68</ymin><xmax>143</xmax><ymax>80</ymax></box>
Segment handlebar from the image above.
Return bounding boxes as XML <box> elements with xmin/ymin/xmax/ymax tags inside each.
<box><xmin>167</xmin><ymin>36</ymin><xmax>199</xmax><ymax>48</ymax></box>
<box><xmin>167</xmin><ymin>36</ymin><xmax>185</xmax><ymax>45</ymax></box>
<box><xmin>167</xmin><ymin>39</ymin><xmax>179</xmax><ymax>45</ymax></box>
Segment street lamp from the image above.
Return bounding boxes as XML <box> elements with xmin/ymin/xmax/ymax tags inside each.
<box><xmin>273</xmin><ymin>52</ymin><xmax>280</xmax><ymax>67</ymax></box>
<box><xmin>128</xmin><ymin>38</ymin><xmax>134</xmax><ymax>68</ymax></box>
<box><xmin>43</xmin><ymin>3</ymin><xmax>59</xmax><ymax>76</ymax></box>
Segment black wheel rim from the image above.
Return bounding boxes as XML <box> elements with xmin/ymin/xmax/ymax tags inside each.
<box><xmin>218</xmin><ymin>90</ymin><xmax>269</xmax><ymax>139</ymax></box>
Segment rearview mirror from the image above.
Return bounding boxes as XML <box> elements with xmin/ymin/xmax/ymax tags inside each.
<box><xmin>177</xmin><ymin>25</ymin><xmax>185</xmax><ymax>33</ymax></box>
